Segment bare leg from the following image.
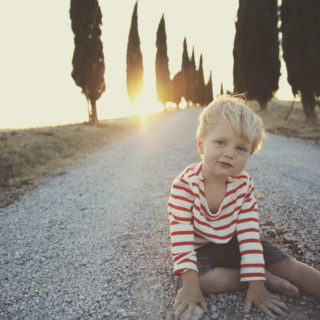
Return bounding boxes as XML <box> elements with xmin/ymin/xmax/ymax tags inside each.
<box><xmin>199</xmin><ymin>266</ymin><xmax>299</xmax><ymax>297</ymax></box>
<box><xmin>267</xmin><ymin>258</ymin><xmax>320</xmax><ymax>298</ymax></box>
<box><xmin>199</xmin><ymin>267</ymin><xmax>245</xmax><ymax>294</ymax></box>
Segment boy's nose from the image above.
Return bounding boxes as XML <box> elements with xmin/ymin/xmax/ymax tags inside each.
<box><xmin>224</xmin><ymin>153</ymin><xmax>234</xmax><ymax>159</ymax></box>
<box><xmin>223</xmin><ymin>148</ymin><xmax>234</xmax><ymax>159</ymax></box>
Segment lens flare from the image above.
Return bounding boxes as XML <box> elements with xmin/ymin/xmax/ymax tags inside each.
<box><xmin>133</xmin><ymin>92</ymin><xmax>164</xmax><ymax>121</ymax></box>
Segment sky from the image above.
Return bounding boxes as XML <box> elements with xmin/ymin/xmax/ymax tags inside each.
<box><xmin>0</xmin><ymin>0</ymin><xmax>292</xmax><ymax>129</ymax></box>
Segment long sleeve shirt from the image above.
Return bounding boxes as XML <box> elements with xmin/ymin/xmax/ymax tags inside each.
<box><xmin>168</xmin><ymin>162</ymin><xmax>265</xmax><ymax>282</ymax></box>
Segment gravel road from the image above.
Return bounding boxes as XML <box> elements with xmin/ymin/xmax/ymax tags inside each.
<box><xmin>1</xmin><ymin>108</ymin><xmax>319</xmax><ymax>320</ymax></box>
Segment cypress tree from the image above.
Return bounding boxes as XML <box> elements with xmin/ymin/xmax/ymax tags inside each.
<box><xmin>155</xmin><ymin>15</ymin><xmax>171</xmax><ymax>109</ymax></box>
<box><xmin>126</xmin><ymin>2</ymin><xmax>143</xmax><ymax>105</ymax></box>
<box><xmin>220</xmin><ymin>82</ymin><xmax>224</xmax><ymax>96</ymax></box>
<box><xmin>171</xmin><ymin>71</ymin><xmax>184</xmax><ymax>107</ymax></box>
<box><xmin>181</xmin><ymin>37</ymin><xmax>190</xmax><ymax>105</ymax></box>
<box><xmin>233</xmin><ymin>0</ymin><xmax>280</xmax><ymax>110</ymax></box>
<box><xmin>195</xmin><ymin>54</ymin><xmax>206</xmax><ymax>105</ymax></box>
<box><xmin>187</xmin><ymin>47</ymin><xmax>197</xmax><ymax>106</ymax></box>
<box><xmin>70</xmin><ymin>0</ymin><xmax>105</xmax><ymax>124</ymax></box>
<box><xmin>181</xmin><ymin>38</ymin><xmax>189</xmax><ymax>75</ymax></box>
<box><xmin>204</xmin><ymin>71</ymin><xmax>213</xmax><ymax>105</ymax></box>
<box><xmin>281</xmin><ymin>0</ymin><xmax>320</xmax><ymax>120</ymax></box>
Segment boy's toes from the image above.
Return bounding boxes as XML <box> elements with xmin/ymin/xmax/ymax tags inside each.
<box><xmin>283</xmin><ymin>282</ymin><xmax>299</xmax><ymax>298</ymax></box>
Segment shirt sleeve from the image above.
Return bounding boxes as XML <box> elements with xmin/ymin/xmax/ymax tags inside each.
<box><xmin>236</xmin><ymin>176</ymin><xmax>266</xmax><ymax>282</ymax></box>
<box><xmin>168</xmin><ymin>178</ymin><xmax>198</xmax><ymax>276</ymax></box>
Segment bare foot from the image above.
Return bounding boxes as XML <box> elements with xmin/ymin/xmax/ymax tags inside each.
<box><xmin>266</xmin><ymin>270</ymin><xmax>299</xmax><ymax>297</ymax></box>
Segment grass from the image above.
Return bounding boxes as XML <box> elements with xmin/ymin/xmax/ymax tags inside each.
<box><xmin>0</xmin><ymin>100</ymin><xmax>319</xmax><ymax>208</ymax></box>
<box><xmin>249</xmin><ymin>98</ymin><xmax>320</xmax><ymax>145</ymax></box>
<box><xmin>0</xmin><ymin>114</ymin><xmax>164</xmax><ymax>208</ymax></box>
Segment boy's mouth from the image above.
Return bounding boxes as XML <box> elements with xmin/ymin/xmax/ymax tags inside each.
<box><xmin>218</xmin><ymin>161</ymin><xmax>233</xmax><ymax>168</ymax></box>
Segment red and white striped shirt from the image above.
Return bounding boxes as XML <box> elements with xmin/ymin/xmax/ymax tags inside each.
<box><xmin>168</xmin><ymin>162</ymin><xmax>265</xmax><ymax>282</ymax></box>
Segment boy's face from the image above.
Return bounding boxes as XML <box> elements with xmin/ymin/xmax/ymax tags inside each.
<box><xmin>197</xmin><ymin>120</ymin><xmax>251</xmax><ymax>180</ymax></box>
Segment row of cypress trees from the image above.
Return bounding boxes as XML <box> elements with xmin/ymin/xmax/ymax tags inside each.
<box><xmin>69</xmin><ymin>0</ymin><xmax>319</xmax><ymax>123</ymax></box>
<box><xmin>69</xmin><ymin>0</ymin><xmax>212</xmax><ymax>124</ymax></box>
<box><xmin>127</xmin><ymin>3</ymin><xmax>213</xmax><ymax>110</ymax></box>
<box><xmin>165</xmin><ymin>39</ymin><xmax>213</xmax><ymax>109</ymax></box>
<box><xmin>233</xmin><ymin>0</ymin><xmax>320</xmax><ymax>120</ymax></box>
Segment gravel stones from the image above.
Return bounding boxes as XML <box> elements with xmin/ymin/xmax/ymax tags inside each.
<box><xmin>1</xmin><ymin>109</ymin><xmax>319</xmax><ymax>319</ymax></box>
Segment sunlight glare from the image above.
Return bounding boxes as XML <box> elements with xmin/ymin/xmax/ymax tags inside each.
<box><xmin>133</xmin><ymin>91</ymin><xmax>164</xmax><ymax>121</ymax></box>
<box><xmin>180</xmin><ymin>98</ymin><xmax>188</xmax><ymax>109</ymax></box>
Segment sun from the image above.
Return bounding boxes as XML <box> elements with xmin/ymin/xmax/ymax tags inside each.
<box><xmin>133</xmin><ymin>91</ymin><xmax>164</xmax><ymax>120</ymax></box>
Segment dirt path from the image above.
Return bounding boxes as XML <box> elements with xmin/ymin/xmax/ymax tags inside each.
<box><xmin>1</xmin><ymin>108</ymin><xmax>319</xmax><ymax>319</ymax></box>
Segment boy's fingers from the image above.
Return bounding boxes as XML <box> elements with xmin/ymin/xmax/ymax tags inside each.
<box><xmin>259</xmin><ymin>305</ymin><xmax>276</xmax><ymax>319</ymax></box>
<box><xmin>185</xmin><ymin>305</ymin><xmax>195</xmax><ymax>320</ymax></box>
<box><xmin>268</xmin><ymin>304</ymin><xmax>287</xmax><ymax>317</ymax></box>
<box><xmin>174</xmin><ymin>301</ymin><xmax>185</xmax><ymax>319</ymax></box>
<box><xmin>200</xmin><ymin>298</ymin><xmax>208</xmax><ymax>313</ymax></box>
<box><xmin>173</xmin><ymin>298</ymin><xmax>180</xmax><ymax>310</ymax></box>
<box><xmin>267</xmin><ymin>299</ymin><xmax>287</xmax><ymax>316</ymax></box>
<box><xmin>177</xmin><ymin>305</ymin><xmax>194</xmax><ymax>320</ymax></box>
<box><xmin>270</xmin><ymin>295</ymin><xmax>288</xmax><ymax>311</ymax></box>
<box><xmin>244</xmin><ymin>298</ymin><xmax>252</xmax><ymax>313</ymax></box>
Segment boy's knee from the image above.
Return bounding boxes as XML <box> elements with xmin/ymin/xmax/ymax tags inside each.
<box><xmin>268</xmin><ymin>257</ymin><xmax>297</xmax><ymax>274</ymax></box>
<box><xmin>201</xmin><ymin>267</ymin><xmax>233</xmax><ymax>282</ymax></box>
<box><xmin>199</xmin><ymin>267</ymin><xmax>242</xmax><ymax>294</ymax></box>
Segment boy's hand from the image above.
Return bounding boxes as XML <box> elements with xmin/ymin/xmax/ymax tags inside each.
<box><xmin>173</xmin><ymin>271</ymin><xmax>207</xmax><ymax>320</ymax></box>
<box><xmin>244</xmin><ymin>281</ymin><xmax>288</xmax><ymax>319</ymax></box>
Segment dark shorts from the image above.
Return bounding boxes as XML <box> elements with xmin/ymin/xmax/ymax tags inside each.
<box><xmin>196</xmin><ymin>236</ymin><xmax>290</xmax><ymax>276</ymax></box>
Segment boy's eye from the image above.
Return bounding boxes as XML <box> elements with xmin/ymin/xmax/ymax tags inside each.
<box><xmin>237</xmin><ymin>146</ymin><xmax>247</xmax><ymax>152</ymax></box>
<box><xmin>215</xmin><ymin>140</ymin><xmax>224</xmax><ymax>145</ymax></box>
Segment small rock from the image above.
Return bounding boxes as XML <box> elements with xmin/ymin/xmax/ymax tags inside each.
<box><xmin>212</xmin><ymin>312</ymin><xmax>219</xmax><ymax>319</ymax></box>
<box><xmin>210</xmin><ymin>305</ymin><xmax>217</xmax><ymax>312</ymax></box>
<box><xmin>180</xmin><ymin>305</ymin><xmax>204</xmax><ymax>320</ymax></box>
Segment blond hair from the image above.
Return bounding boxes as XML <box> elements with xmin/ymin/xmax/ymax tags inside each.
<box><xmin>196</xmin><ymin>95</ymin><xmax>265</xmax><ymax>154</ymax></box>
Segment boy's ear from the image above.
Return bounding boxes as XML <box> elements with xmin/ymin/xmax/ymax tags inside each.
<box><xmin>197</xmin><ymin>138</ymin><xmax>204</xmax><ymax>155</ymax></box>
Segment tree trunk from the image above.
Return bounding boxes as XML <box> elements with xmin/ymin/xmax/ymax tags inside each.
<box><xmin>301</xmin><ymin>93</ymin><xmax>316</xmax><ymax>121</ymax></box>
<box><xmin>91</xmin><ymin>99</ymin><xmax>99</xmax><ymax>125</ymax></box>
<box><xmin>259</xmin><ymin>100</ymin><xmax>268</xmax><ymax>111</ymax></box>
<box><xmin>285</xmin><ymin>99</ymin><xmax>295</xmax><ymax>121</ymax></box>
<box><xmin>86</xmin><ymin>96</ymin><xmax>92</xmax><ymax>123</ymax></box>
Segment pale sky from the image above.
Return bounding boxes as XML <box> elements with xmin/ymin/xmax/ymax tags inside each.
<box><xmin>0</xmin><ymin>0</ymin><xmax>292</xmax><ymax>129</ymax></box>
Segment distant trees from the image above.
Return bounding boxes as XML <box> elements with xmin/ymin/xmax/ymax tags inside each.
<box><xmin>220</xmin><ymin>82</ymin><xmax>224</xmax><ymax>96</ymax></box>
<box><xmin>195</xmin><ymin>55</ymin><xmax>206</xmax><ymax>105</ymax></box>
<box><xmin>179</xmin><ymin>37</ymin><xmax>191</xmax><ymax>106</ymax></box>
<box><xmin>281</xmin><ymin>0</ymin><xmax>320</xmax><ymax>120</ymax></box>
<box><xmin>126</xmin><ymin>2</ymin><xmax>144</xmax><ymax>105</ymax></box>
<box><xmin>170</xmin><ymin>38</ymin><xmax>213</xmax><ymax>108</ymax></box>
<box><xmin>170</xmin><ymin>71</ymin><xmax>184</xmax><ymax>107</ymax></box>
<box><xmin>69</xmin><ymin>1</ymin><xmax>216</xmax><ymax>119</ymax></box>
<box><xmin>188</xmin><ymin>48</ymin><xmax>197</xmax><ymax>105</ymax></box>
<box><xmin>70</xmin><ymin>0</ymin><xmax>106</xmax><ymax>124</ymax></box>
<box><xmin>155</xmin><ymin>15</ymin><xmax>171</xmax><ymax>109</ymax></box>
<box><xmin>233</xmin><ymin>0</ymin><xmax>280</xmax><ymax>110</ymax></box>
<box><xmin>204</xmin><ymin>71</ymin><xmax>213</xmax><ymax>105</ymax></box>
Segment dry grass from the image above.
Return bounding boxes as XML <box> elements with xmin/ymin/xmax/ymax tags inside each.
<box><xmin>0</xmin><ymin>113</ymin><xmax>165</xmax><ymax>208</ymax></box>
<box><xmin>248</xmin><ymin>98</ymin><xmax>320</xmax><ymax>145</ymax></box>
<box><xmin>0</xmin><ymin>100</ymin><xmax>319</xmax><ymax>208</ymax></box>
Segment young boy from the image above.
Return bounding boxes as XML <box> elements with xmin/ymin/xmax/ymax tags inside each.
<box><xmin>168</xmin><ymin>95</ymin><xmax>320</xmax><ymax>320</ymax></box>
